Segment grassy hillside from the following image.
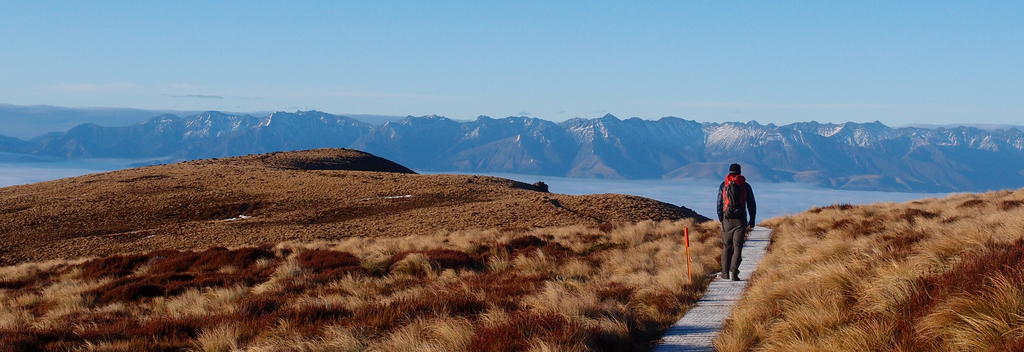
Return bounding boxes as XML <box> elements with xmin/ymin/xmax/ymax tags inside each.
<box><xmin>0</xmin><ymin>219</ymin><xmax>720</xmax><ymax>351</ymax></box>
<box><xmin>0</xmin><ymin>149</ymin><xmax>704</xmax><ymax>265</ymax></box>
<box><xmin>0</xmin><ymin>148</ymin><xmax>716</xmax><ymax>351</ymax></box>
<box><xmin>716</xmin><ymin>189</ymin><xmax>1024</xmax><ymax>351</ymax></box>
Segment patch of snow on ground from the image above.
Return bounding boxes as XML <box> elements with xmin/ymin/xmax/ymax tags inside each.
<box><xmin>360</xmin><ymin>194</ymin><xmax>414</xmax><ymax>201</ymax></box>
<box><xmin>223</xmin><ymin>214</ymin><xmax>253</xmax><ymax>221</ymax></box>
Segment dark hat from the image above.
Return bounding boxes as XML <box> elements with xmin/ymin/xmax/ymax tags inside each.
<box><xmin>728</xmin><ymin>163</ymin><xmax>742</xmax><ymax>174</ymax></box>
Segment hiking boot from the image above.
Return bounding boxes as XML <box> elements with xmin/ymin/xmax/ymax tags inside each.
<box><xmin>719</xmin><ymin>272</ymin><xmax>730</xmax><ymax>280</ymax></box>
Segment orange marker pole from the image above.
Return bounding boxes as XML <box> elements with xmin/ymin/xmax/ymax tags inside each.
<box><xmin>684</xmin><ymin>227</ymin><xmax>692</xmax><ymax>283</ymax></box>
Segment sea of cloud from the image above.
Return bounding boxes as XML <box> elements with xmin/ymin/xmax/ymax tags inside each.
<box><xmin>472</xmin><ymin>172</ymin><xmax>953</xmax><ymax>220</ymax></box>
<box><xmin>0</xmin><ymin>159</ymin><xmax>139</xmax><ymax>188</ymax></box>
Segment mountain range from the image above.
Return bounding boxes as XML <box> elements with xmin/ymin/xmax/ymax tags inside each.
<box><xmin>0</xmin><ymin>104</ymin><xmax>405</xmax><ymax>139</ymax></box>
<box><xmin>1</xmin><ymin>110</ymin><xmax>1023</xmax><ymax>192</ymax></box>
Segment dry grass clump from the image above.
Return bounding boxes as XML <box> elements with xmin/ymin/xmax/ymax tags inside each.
<box><xmin>716</xmin><ymin>189</ymin><xmax>1024</xmax><ymax>351</ymax></box>
<box><xmin>0</xmin><ymin>219</ymin><xmax>720</xmax><ymax>351</ymax></box>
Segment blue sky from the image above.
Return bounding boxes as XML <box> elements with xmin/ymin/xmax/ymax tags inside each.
<box><xmin>1</xmin><ymin>1</ymin><xmax>1021</xmax><ymax>124</ymax></box>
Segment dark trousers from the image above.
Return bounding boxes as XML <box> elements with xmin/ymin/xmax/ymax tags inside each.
<box><xmin>721</xmin><ymin>218</ymin><xmax>747</xmax><ymax>275</ymax></box>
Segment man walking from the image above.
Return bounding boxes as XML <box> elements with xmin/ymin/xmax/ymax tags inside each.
<box><xmin>717</xmin><ymin>163</ymin><xmax>756</xmax><ymax>281</ymax></box>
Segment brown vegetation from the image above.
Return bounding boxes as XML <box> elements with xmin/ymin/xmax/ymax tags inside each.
<box><xmin>0</xmin><ymin>219</ymin><xmax>721</xmax><ymax>351</ymax></box>
<box><xmin>716</xmin><ymin>189</ymin><xmax>1024</xmax><ymax>351</ymax></box>
<box><xmin>0</xmin><ymin>148</ymin><xmax>705</xmax><ymax>266</ymax></box>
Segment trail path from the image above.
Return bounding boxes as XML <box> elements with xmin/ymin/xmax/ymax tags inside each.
<box><xmin>654</xmin><ymin>226</ymin><xmax>773</xmax><ymax>352</ymax></box>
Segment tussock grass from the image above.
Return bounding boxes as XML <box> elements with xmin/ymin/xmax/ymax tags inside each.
<box><xmin>717</xmin><ymin>190</ymin><xmax>1024</xmax><ymax>351</ymax></box>
<box><xmin>0</xmin><ymin>219</ymin><xmax>719</xmax><ymax>351</ymax></box>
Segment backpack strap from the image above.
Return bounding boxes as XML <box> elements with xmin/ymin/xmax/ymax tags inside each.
<box><xmin>721</xmin><ymin>179</ymin><xmax>732</xmax><ymax>212</ymax></box>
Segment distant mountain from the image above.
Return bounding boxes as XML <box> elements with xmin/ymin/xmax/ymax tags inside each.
<box><xmin>906</xmin><ymin>123</ymin><xmax>1024</xmax><ymax>131</ymax></box>
<box><xmin>27</xmin><ymin>111</ymin><xmax>372</xmax><ymax>159</ymax></box>
<box><xmin>0</xmin><ymin>104</ymin><xmax>401</xmax><ymax>139</ymax></box>
<box><xmin>0</xmin><ymin>104</ymin><xmax>206</xmax><ymax>139</ymax></box>
<box><xmin>342</xmin><ymin>113</ymin><xmax>408</xmax><ymax>125</ymax></box>
<box><xmin>2</xmin><ymin>111</ymin><xmax>1023</xmax><ymax>192</ymax></box>
<box><xmin>0</xmin><ymin>134</ymin><xmax>29</xmax><ymax>152</ymax></box>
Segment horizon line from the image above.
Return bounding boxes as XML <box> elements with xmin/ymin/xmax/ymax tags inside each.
<box><xmin>2</xmin><ymin>102</ymin><xmax>1022</xmax><ymax>133</ymax></box>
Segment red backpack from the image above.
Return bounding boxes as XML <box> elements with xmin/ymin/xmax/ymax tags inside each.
<box><xmin>721</xmin><ymin>174</ymin><xmax>747</xmax><ymax>219</ymax></box>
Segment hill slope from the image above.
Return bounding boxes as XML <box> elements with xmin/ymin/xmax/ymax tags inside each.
<box><xmin>0</xmin><ymin>148</ymin><xmax>704</xmax><ymax>265</ymax></box>
<box><xmin>716</xmin><ymin>188</ymin><xmax>1024</xmax><ymax>351</ymax></box>
<box><xmin>0</xmin><ymin>148</ymin><xmax>716</xmax><ymax>351</ymax></box>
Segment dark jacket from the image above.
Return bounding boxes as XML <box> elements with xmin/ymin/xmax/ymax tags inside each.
<box><xmin>717</xmin><ymin>180</ymin><xmax>756</xmax><ymax>225</ymax></box>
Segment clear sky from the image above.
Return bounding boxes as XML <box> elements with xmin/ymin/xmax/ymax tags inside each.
<box><xmin>1</xmin><ymin>1</ymin><xmax>1021</xmax><ymax>125</ymax></box>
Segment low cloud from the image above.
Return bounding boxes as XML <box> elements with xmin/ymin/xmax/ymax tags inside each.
<box><xmin>164</xmin><ymin>94</ymin><xmax>224</xmax><ymax>100</ymax></box>
<box><xmin>49</xmin><ymin>82</ymin><xmax>141</xmax><ymax>92</ymax></box>
<box><xmin>168</xmin><ymin>83</ymin><xmax>205</xmax><ymax>90</ymax></box>
<box><xmin>163</xmin><ymin>94</ymin><xmax>264</xmax><ymax>101</ymax></box>
<box><xmin>671</xmin><ymin>101</ymin><xmax>889</xmax><ymax>110</ymax></box>
<box><xmin>311</xmin><ymin>88</ymin><xmax>462</xmax><ymax>101</ymax></box>
<box><xmin>228</xmin><ymin>96</ymin><xmax>264</xmax><ymax>101</ymax></box>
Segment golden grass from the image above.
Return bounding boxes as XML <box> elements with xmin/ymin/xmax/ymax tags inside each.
<box><xmin>0</xmin><ymin>219</ymin><xmax>720</xmax><ymax>351</ymax></box>
<box><xmin>716</xmin><ymin>189</ymin><xmax>1024</xmax><ymax>351</ymax></box>
<box><xmin>0</xmin><ymin>148</ymin><xmax>704</xmax><ymax>267</ymax></box>
<box><xmin>194</xmin><ymin>324</ymin><xmax>242</xmax><ymax>352</ymax></box>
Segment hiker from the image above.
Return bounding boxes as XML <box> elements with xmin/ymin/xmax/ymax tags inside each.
<box><xmin>717</xmin><ymin>163</ymin><xmax>756</xmax><ymax>281</ymax></box>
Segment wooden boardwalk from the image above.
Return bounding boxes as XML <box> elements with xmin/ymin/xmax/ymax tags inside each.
<box><xmin>653</xmin><ymin>226</ymin><xmax>773</xmax><ymax>352</ymax></box>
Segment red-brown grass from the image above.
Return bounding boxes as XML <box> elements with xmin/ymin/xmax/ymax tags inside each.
<box><xmin>83</xmin><ymin>247</ymin><xmax>278</xmax><ymax>305</ymax></box>
<box><xmin>463</xmin><ymin>272</ymin><xmax>546</xmax><ymax>311</ymax></box>
<box><xmin>295</xmin><ymin>249</ymin><xmax>361</xmax><ymax>270</ymax></box>
<box><xmin>502</xmin><ymin>235</ymin><xmax>575</xmax><ymax>261</ymax></box>
<box><xmin>893</xmin><ymin>239</ymin><xmax>1024</xmax><ymax>349</ymax></box>
<box><xmin>596</xmin><ymin>282</ymin><xmax>635</xmax><ymax>303</ymax></box>
<box><xmin>145</xmin><ymin>247</ymin><xmax>274</xmax><ymax>275</ymax></box>
<box><xmin>505</xmin><ymin>235</ymin><xmax>548</xmax><ymax>251</ymax></box>
<box><xmin>2</xmin><ymin>315</ymin><xmax>229</xmax><ymax>352</ymax></box>
<box><xmin>716</xmin><ymin>189</ymin><xmax>1024</xmax><ymax>351</ymax></box>
<box><xmin>808</xmin><ymin>203</ymin><xmax>854</xmax><ymax>213</ymax></box>
<box><xmin>92</xmin><ymin>273</ymin><xmax>239</xmax><ymax>305</ymax></box>
<box><xmin>1000</xmin><ymin>199</ymin><xmax>1024</xmax><ymax>210</ymax></box>
<box><xmin>0</xmin><ymin>219</ymin><xmax>720</xmax><ymax>351</ymax></box>
<box><xmin>237</xmin><ymin>294</ymin><xmax>283</xmax><ymax>317</ymax></box>
<box><xmin>958</xmin><ymin>199</ymin><xmax>986</xmax><ymax>208</ymax></box>
<box><xmin>293</xmin><ymin>249</ymin><xmax>368</xmax><ymax>283</ymax></box>
<box><xmin>78</xmin><ymin>254</ymin><xmax>152</xmax><ymax>280</ymax></box>
<box><xmin>0</xmin><ymin>278</ymin><xmax>35</xmax><ymax>290</ymax></box>
<box><xmin>470</xmin><ymin>311</ymin><xmax>583</xmax><ymax>352</ymax></box>
<box><xmin>343</xmin><ymin>288</ymin><xmax>488</xmax><ymax>336</ymax></box>
<box><xmin>898</xmin><ymin>208</ymin><xmax>939</xmax><ymax>224</ymax></box>
<box><xmin>1</xmin><ymin>329</ymin><xmax>79</xmax><ymax>352</ymax></box>
<box><xmin>389</xmin><ymin>249</ymin><xmax>482</xmax><ymax>271</ymax></box>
